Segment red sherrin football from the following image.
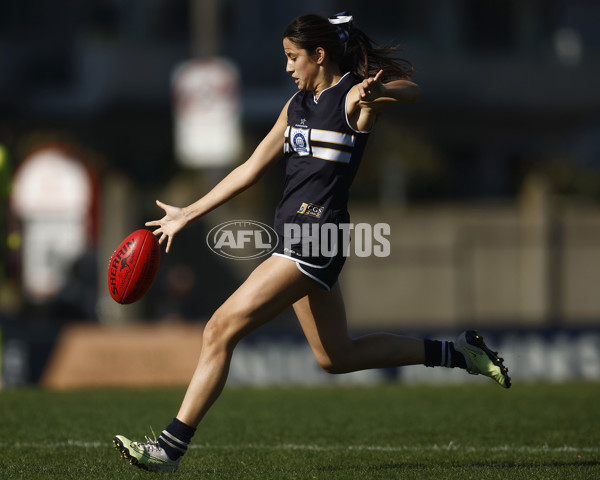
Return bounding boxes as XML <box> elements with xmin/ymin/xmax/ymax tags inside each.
<box><xmin>108</xmin><ymin>229</ymin><xmax>160</xmax><ymax>304</ymax></box>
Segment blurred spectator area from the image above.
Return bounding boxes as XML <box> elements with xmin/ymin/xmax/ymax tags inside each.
<box><xmin>1</xmin><ymin>0</ymin><xmax>600</xmax><ymax>327</ymax></box>
<box><xmin>0</xmin><ymin>1</ymin><xmax>598</xmax><ymax>197</ymax></box>
<box><xmin>1</xmin><ymin>0</ymin><xmax>598</xmax><ymax>117</ymax></box>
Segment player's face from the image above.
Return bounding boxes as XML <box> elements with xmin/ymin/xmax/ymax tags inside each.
<box><xmin>283</xmin><ymin>38</ymin><xmax>319</xmax><ymax>91</ymax></box>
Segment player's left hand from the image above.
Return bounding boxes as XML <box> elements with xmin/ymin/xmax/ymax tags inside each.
<box><xmin>358</xmin><ymin>70</ymin><xmax>386</xmax><ymax>103</ymax></box>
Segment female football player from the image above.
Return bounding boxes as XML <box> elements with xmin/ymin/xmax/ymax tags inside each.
<box><xmin>114</xmin><ymin>12</ymin><xmax>510</xmax><ymax>472</ymax></box>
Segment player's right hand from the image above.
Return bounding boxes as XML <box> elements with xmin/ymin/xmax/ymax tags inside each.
<box><xmin>145</xmin><ymin>200</ymin><xmax>188</xmax><ymax>253</ymax></box>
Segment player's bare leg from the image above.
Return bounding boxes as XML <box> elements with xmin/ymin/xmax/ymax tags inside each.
<box><xmin>114</xmin><ymin>256</ymin><xmax>318</xmax><ymax>472</ymax></box>
<box><xmin>294</xmin><ymin>283</ymin><xmax>510</xmax><ymax>387</ymax></box>
<box><xmin>293</xmin><ymin>283</ymin><xmax>425</xmax><ymax>373</ymax></box>
<box><xmin>176</xmin><ymin>255</ymin><xmax>318</xmax><ymax>427</ymax></box>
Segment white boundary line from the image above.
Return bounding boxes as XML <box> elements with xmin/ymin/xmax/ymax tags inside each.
<box><xmin>1</xmin><ymin>441</ymin><xmax>598</xmax><ymax>454</ymax></box>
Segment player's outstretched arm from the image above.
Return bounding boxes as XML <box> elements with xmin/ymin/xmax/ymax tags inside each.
<box><xmin>347</xmin><ymin>70</ymin><xmax>421</xmax><ymax>131</ymax></box>
<box><xmin>146</xmin><ymin>101</ymin><xmax>290</xmax><ymax>253</ymax></box>
<box><xmin>357</xmin><ymin>70</ymin><xmax>421</xmax><ymax>105</ymax></box>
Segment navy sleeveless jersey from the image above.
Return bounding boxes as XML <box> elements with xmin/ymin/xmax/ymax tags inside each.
<box><xmin>274</xmin><ymin>73</ymin><xmax>370</xmax><ymax>236</ymax></box>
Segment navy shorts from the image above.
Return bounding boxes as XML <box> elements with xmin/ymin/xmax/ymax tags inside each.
<box><xmin>272</xmin><ymin>232</ymin><xmax>347</xmax><ymax>291</ymax></box>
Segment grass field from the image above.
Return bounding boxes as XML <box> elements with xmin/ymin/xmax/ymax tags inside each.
<box><xmin>0</xmin><ymin>382</ymin><xmax>598</xmax><ymax>479</ymax></box>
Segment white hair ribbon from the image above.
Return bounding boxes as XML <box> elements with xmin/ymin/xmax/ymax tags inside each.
<box><xmin>328</xmin><ymin>12</ymin><xmax>353</xmax><ymax>52</ymax></box>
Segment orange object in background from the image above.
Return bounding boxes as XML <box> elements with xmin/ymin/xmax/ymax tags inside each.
<box><xmin>42</xmin><ymin>323</ymin><xmax>204</xmax><ymax>390</ymax></box>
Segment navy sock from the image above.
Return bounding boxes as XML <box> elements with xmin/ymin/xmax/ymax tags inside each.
<box><xmin>157</xmin><ymin>418</ymin><xmax>196</xmax><ymax>461</ymax></box>
<box><xmin>424</xmin><ymin>339</ymin><xmax>442</xmax><ymax>367</ymax></box>
<box><xmin>424</xmin><ymin>340</ymin><xmax>467</xmax><ymax>369</ymax></box>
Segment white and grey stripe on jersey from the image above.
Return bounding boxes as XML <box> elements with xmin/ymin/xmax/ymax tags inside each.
<box><xmin>284</xmin><ymin>126</ymin><xmax>356</xmax><ymax>164</ymax></box>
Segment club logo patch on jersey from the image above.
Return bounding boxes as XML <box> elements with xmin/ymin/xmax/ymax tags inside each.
<box><xmin>290</xmin><ymin>127</ymin><xmax>310</xmax><ymax>156</ymax></box>
<box><xmin>293</xmin><ymin>133</ymin><xmax>307</xmax><ymax>152</ymax></box>
<box><xmin>298</xmin><ymin>202</ymin><xmax>324</xmax><ymax>218</ymax></box>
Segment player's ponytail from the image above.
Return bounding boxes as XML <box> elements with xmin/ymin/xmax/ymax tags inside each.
<box><xmin>336</xmin><ymin>12</ymin><xmax>414</xmax><ymax>82</ymax></box>
<box><xmin>283</xmin><ymin>12</ymin><xmax>414</xmax><ymax>82</ymax></box>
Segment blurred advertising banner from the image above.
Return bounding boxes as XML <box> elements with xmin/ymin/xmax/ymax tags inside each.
<box><xmin>37</xmin><ymin>325</ymin><xmax>600</xmax><ymax>389</ymax></box>
<box><xmin>172</xmin><ymin>58</ymin><xmax>242</xmax><ymax>168</ymax></box>
<box><xmin>11</xmin><ymin>146</ymin><xmax>97</xmax><ymax>301</ymax></box>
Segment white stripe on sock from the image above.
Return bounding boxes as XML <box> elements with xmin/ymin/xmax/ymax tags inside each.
<box><xmin>160</xmin><ymin>432</ymin><xmax>188</xmax><ymax>453</ymax></box>
<box><xmin>441</xmin><ymin>341</ymin><xmax>446</xmax><ymax>367</ymax></box>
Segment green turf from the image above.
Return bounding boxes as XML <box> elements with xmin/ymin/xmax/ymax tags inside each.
<box><xmin>0</xmin><ymin>382</ymin><xmax>598</xmax><ymax>479</ymax></box>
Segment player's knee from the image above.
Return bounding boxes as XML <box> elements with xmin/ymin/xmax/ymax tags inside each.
<box><xmin>315</xmin><ymin>351</ymin><xmax>349</xmax><ymax>374</ymax></box>
<box><xmin>202</xmin><ymin>309</ymin><xmax>241</xmax><ymax>351</ymax></box>
<box><xmin>313</xmin><ymin>338</ymin><xmax>355</xmax><ymax>374</ymax></box>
